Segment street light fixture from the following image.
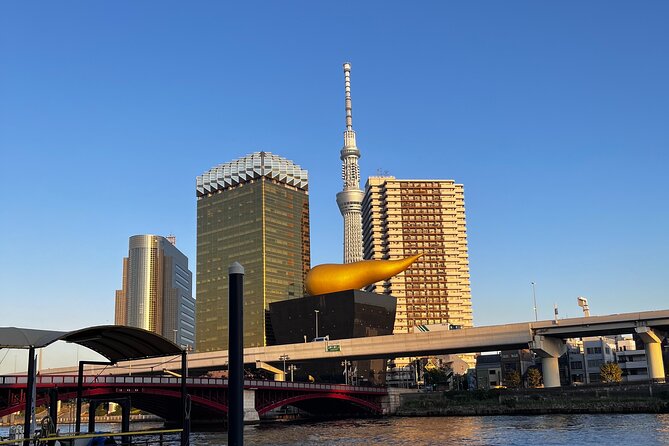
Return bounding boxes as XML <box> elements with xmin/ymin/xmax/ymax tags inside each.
<box><xmin>531</xmin><ymin>282</ymin><xmax>538</xmax><ymax>321</ymax></box>
<box><xmin>314</xmin><ymin>309</ymin><xmax>320</xmax><ymax>339</ymax></box>
<box><xmin>341</xmin><ymin>360</ymin><xmax>351</xmax><ymax>385</ymax></box>
<box><xmin>288</xmin><ymin>364</ymin><xmax>297</xmax><ymax>382</ymax></box>
<box><xmin>279</xmin><ymin>354</ymin><xmax>289</xmax><ymax>377</ymax></box>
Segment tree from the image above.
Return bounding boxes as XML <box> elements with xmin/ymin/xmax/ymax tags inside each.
<box><xmin>424</xmin><ymin>367</ymin><xmax>452</xmax><ymax>386</ymax></box>
<box><xmin>504</xmin><ymin>370</ymin><xmax>521</xmax><ymax>388</ymax></box>
<box><xmin>527</xmin><ymin>367</ymin><xmax>542</xmax><ymax>388</ymax></box>
<box><xmin>600</xmin><ymin>362</ymin><xmax>623</xmax><ymax>383</ymax></box>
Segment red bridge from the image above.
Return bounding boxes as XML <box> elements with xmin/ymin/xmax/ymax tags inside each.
<box><xmin>0</xmin><ymin>375</ymin><xmax>388</xmax><ymax>422</ymax></box>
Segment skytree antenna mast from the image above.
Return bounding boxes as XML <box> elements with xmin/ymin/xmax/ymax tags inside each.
<box><xmin>337</xmin><ymin>62</ymin><xmax>364</xmax><ymax>264</ymax></box>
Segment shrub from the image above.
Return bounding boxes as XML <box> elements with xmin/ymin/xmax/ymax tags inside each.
<box><xmin>527</xmin><ymin>367</ymin><xmax>542</xmax><ymax>388</ymax></box>
<box><xmin>504</xmin><ymin>370</ymin><xmax>522</xmax><ymax>388</ymax></box>
<box><xmin>600</xmin><ymin>362</ymin><xmax>623</xmax><ymax>383</ymax></box>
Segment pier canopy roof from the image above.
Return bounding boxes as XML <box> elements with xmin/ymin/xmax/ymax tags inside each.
<box><xmin>0</xmin><ymin>325</ymin><xmax>183</xmax><ymax>363</ymax></box>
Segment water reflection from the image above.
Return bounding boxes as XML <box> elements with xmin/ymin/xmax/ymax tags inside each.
<box><xmin>3</xmin><ymin>415</ymin><xmax>667</xmax><ymax>445</ymax></box>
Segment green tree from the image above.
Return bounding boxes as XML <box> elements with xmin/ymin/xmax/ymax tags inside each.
<box><xmin>504</xmin><ymin>370</ymin><xmax>521</xmax><ymax>388</ymax></box>
<box><xmin>424</xmin><ymin>367</ymin><xmax>451</xmax><ymax>386</ymax></box>
<box><xmin>527</xmin><ymin>367</ymin><xmax>542</xmax><ymax>388</ymax></box>
<box><xmin>600</xmin><ymin>362</ymin><xmax>623</xmax><ymax>383</ymax></box>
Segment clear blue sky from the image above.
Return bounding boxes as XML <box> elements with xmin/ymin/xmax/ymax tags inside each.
<box><xmin>1</xmin><ymin>1</ymin><xmax>668</xmax><ymax>360</ymax></box>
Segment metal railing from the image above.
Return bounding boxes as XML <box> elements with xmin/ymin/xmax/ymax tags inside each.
<box><xmin>0</xmin><ymin>428</ymin><xmax>183</xmax><ymax>446</ymax></box>
<box><xmin>0</xmin><ymin>375</ymin><xmax>387</xmax><ymax>393</ymax></box>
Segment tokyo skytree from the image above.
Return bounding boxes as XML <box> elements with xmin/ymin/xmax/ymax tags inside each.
<box><xmin>336</xmin><ymin>62</ymin><xmax>364</xmax><ymax>264</ymax></box>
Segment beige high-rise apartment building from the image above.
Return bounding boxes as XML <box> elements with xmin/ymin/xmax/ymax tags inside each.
<box><xmin>362</xmin><ymin>177</ymin><xmax>473</xmax><ymax>334</ymax></box>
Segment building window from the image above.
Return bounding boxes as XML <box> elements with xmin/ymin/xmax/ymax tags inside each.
<box><xmin>587</xmin><ymin>359</ymin><xmax>603</xmax><ymax>368</ymax></box>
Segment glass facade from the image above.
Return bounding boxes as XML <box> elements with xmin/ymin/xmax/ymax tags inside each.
<box><xmin>114</xmin><ymin>235</ymin><xmax>195</xmax><ymax>348</ymax></box>
<box><xmin>196</xmin><ymin>175</ymin><xmax>310</xmax><ymax>352</ymax></box>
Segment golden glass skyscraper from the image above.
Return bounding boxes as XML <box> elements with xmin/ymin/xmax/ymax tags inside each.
<box><xmin>362</xmin><ymin>176</ymin><xmax>473</xmax><ymax>333</ymax></box>
<box><xmin>196</xmin><ymin>152</ymin><xmax>310</xmax><ymax>352</ymax></box>
<box><xmin>114</xmin><ymin>235</ymin><xmax>195</xmax><ymax>349</ymax></box>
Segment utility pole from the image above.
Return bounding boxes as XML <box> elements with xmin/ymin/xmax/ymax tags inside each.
<box><xmin>314</xmin><ymin>310</ymin><xmax>319</xmax><ymax>339</ymax></box>
<box><xmin>531</xmin><ymin>282</ymin><xmax>538</xmax><ymax>321</ymax></box>
<box><xmin>279</xmin><ymin>355</ymin><xmax>289</xmax><ymax>377</ymax></box>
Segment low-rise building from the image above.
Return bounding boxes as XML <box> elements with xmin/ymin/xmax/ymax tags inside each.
<box><xmin>501</xmin><ymin>349</ymin><xmax>534</xmax><ymax>382</ymax></box>
<box><xmin>583</xmin><ymin>337</ymin><xmax>617</xmax><ymax>383</ymax></box>
<box><xmin>476</xmin><ymin>354</ymin><xmax>502</xmax><ymax>389</ymax></box>
<box><xmin>617</xmin><ymin>350</ymin><xmax>649</xmax><ymax>382</ymax></box>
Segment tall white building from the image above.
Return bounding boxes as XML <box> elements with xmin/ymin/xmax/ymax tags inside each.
<box><xmin>336</xmin><ymin>62</ymin><xmax>364</xmax><ymax>264</ymax></box>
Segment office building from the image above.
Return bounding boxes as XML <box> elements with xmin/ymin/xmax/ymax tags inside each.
<box><xmin>362</xmin><ymin>176</ymin><xmax>473</xmax><ymax>334</ymax></box>
<box><xmin>196</xmin><ymin>152</ymin><xmax>310</xmax><ymax>351</ymax></box>
<box><xmin>114</xmin><ymin>235</ymin><xmax>195</xmax><ymax>348</ymax></box>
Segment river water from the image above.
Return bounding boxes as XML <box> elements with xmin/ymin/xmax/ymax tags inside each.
<box><xmin>190</xmin><ymin>415</ymin><xmax>669</xmax><ymax>445</ymax></box>
<box><xmin>3</xmin><ymin>415</ymin><xmax>669</xmax><ymax>445</ymax></box>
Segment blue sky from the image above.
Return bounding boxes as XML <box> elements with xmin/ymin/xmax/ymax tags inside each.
<box><xmin>1</xmin><ymin>1</ymin><xmax>668</xmax><ymax>369</ymax></box>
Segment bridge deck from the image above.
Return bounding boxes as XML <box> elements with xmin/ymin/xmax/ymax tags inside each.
<box><xmin>41</xmin><ymin>309</ymin><xmax>669</xmax><ymax>376</ymax></box>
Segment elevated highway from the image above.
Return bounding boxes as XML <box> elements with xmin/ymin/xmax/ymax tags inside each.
<box><xmin>46</xmin><ymin>309</ymin><xmax>669</xmax><ymax>388</ymax></box>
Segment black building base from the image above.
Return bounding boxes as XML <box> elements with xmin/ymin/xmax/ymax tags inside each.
<box><xmin>267</xmin><ymin>290</ymin><xmax>397</xmax><ymax>385</ymax></box>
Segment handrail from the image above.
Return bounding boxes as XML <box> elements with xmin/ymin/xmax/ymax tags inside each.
<box><xmin>0</xmin><ymin>375</ymin><xmax>387</xmax><ymax>392</ymax></box>
<box><xmin>0</xmin><ymin>428</ymin><xmax>183</xmax><ymax>445</ymax></box>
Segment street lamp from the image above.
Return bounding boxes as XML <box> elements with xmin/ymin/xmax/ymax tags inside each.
<box><xmin>279</xmin><ymin>354</ymin><xmax>289</xmax><ymax>377</ymax></box>
<box><xmin>531</xmin><ymin>282</ymin><xmax>538</xmax><ymax>321</ymax></box>
<box><xmin>341</xmin><ymin>360</ymin><xmax>351</xmax><ymax>385</ymax></box>
<box><xmin>288</xmin><ymin>364</ymin><xmax>297</xmax><ymax>382</ymax></box>
<box><xmin>314</xmin><ymin>309</ymin><xmax>320</xmax><ymax>339</ymax></box>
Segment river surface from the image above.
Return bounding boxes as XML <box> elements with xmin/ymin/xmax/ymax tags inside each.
<box><xmin>3</xmin><ymin>415</ymin><xmax>669</xmax><ymax>445</ymax></box>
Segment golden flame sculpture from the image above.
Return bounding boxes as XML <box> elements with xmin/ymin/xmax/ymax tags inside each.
<box><xmin>305</xmin><ymin>253</ymin><xmax>423</xmax><ymax>295</ymax></box>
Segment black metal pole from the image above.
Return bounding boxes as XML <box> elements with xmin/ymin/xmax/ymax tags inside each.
<box><xmin>75</xmin><ymin>361</ymin><xmax>84</xmax><ymax>434</ymax></box>
<box><xmin>120</xmin><ymin>399</ymin><xmax>130</xmax><ymax>446</ymax></box>
<box><xmin>23</xmin><ymin>346</ymin><xmax>36</xmax><ymax>446</ymax></box>
<box><xmin>180</xmin><ymin>350</ymin><xmax>190</xmax><ymax>446</ymax></box>
<box><xmin>75</xmin><ymin>361</ymin><xmax>112</xmax><ymax>435</ymax></box>
<box><xmin>88</xmin><ymin>400</ymin><xmax>98</xmax><ymax>433</ymax></box>
<box><xmin>48</xmin><ymin>388</ymin><xmax>58</xmax><ymax>446</ymax></box>
<box><xmin>228</xmin><ymin>262</ymin><xmax>244</xmax><ymax>446</ymax></box>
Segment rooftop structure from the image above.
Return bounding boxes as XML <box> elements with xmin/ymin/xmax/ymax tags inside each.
<box><xmin>196</xmin><ymin>151</ymin><xmax>308</xmax><ymax>196</ymax></box>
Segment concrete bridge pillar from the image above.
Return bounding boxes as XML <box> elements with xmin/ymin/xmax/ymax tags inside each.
<box><xmin>244</xmin><ymin>389</ymin><xmax>259</xmax><ymax>423</ymax></box>
<box><xmin>379</xmin><ymin>388</ymin><xmax>416</xmax><ymax>415</ymax></box>
<box><xmin>635</xmin><ymin>327</ymin><xmax>666</xmax><ymax>383</ymax></box>
<box><xmin>530</xmin><ymin>335</ymin><xmax>566</xmax><ymax>388</ymax></box>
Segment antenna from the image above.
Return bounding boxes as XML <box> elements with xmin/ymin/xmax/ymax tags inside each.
<box><xmin>343</xmin><ymin>62</ymin><xmax>353</xmax><ymax>131</ymax></box>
